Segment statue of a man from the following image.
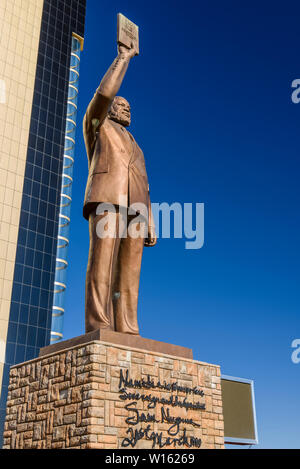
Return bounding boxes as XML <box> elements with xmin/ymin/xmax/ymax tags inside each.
<box><xmin>83</xmin><ymin>43</ymin><xmax>156</xmax><ymax>335</ymax></box>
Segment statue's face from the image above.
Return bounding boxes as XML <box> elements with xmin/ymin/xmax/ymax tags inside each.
<box><xmin>108</xmin><ymin>96</ymin><xmax>131</xmax><ymax>127</ymax></box>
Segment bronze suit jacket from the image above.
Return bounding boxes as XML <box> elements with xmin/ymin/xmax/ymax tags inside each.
<box><xmin>83</xmin><ymin>89</ymin><xmax>150</xmax><ymax>221</ymax></box>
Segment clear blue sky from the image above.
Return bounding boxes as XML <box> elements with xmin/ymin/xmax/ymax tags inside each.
<box><xmin>63</xmin><ymin>0</ymin><xmax>300</xmax><ymax>448</ymax></box>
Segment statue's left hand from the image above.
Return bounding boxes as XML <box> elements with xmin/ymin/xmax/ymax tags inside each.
<box><xmin>144</xmin><ymin>226</ymin><xmax>157</xmax><ymax>247</ymax></box>
<box><xmin>118</xmin><ymin>42</ymin><xmax>137</xmax><ymax>59</ymax></box>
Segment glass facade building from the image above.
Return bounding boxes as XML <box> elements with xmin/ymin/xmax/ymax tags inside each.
<box><xmin>0</xmin><ymin>0</ymin><xmax>86</xmax><ymax>445</ymax></box>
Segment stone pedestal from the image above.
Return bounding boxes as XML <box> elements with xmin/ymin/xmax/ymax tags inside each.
<box><xmin>3</xmin><ymin>337</ymin><xmax>224</xmax><ymax>449</ymax></box>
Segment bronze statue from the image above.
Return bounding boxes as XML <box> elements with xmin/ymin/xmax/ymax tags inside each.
<box><xmin>83</xmin><ymin>42</ymin><xmax>156</xmax><ymax>335</ymax></box>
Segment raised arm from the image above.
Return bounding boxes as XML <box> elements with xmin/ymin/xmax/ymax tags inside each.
<box><xmin>83</xmin><ymin>44</ymin><xmax>137</xmax><ymax>157</ymax></box>
<box><xmin>99</xmin><ymin>44</ymin><xmax>136</xmax><ymax>99</ymax></box>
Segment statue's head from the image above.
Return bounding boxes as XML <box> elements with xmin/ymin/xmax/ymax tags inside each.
<box><xmin>108</xmin><ymin>96</ymin><xmax>131</xmax><ymax>127</ymax></box>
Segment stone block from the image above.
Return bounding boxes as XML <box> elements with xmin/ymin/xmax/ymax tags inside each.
<box><xmin>3</xmin><ymin>339</ymin><xmax>224</xmax><ymax>449</ymax></box>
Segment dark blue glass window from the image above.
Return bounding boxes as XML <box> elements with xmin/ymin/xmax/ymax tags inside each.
<box><xmin>15</xmin><ymin>245</ymin><xmax>25</xmax><ymax>264</ymax></box>
<box><xmin>5</xmin><ymin>343</ymin><xmax>15</xmax><ymax>365</ymax></box>
<box><xmin>35</xmin><ymin>251</ymin><xmax>43</xmax><ymax>266</ymax></box>
<box><xmin>23</xmin><ymin>266</ymin><xmax>33</xmax><ymax>285</ymax></box>
<box><xmin>31</xmin><ymin>198</ymin><xmax>39</xmax><ymax>214</ymax></box>
<box><xmin>36</xmin><ymin>234</ymin><xmax>44</xmax><ymax>252</ymax></box>
<box><xmin>21</xmin><ymin>285</ymin><xmax>31</xmax><ymax>304</ymax></box>
<box><xmin>39</xmin><ymin>308</ymin><xmax>48</xmax><ymax>327</ymax></box>
<box><xmin>32</xmin><ymin>269</ymin><xmax>42</xmax><ymax>288</ymax></box>
<box><xmin>36</xmin><ymin>328</ymin><xmax>46</xmax><ymax>348</ymax></box>
<box><xmin>27</xmin><ymin>326</ymin><xmax>37</xmax><ymax>347</ymax></box>
<box><xmin>20</xmin><ymin>211</ymin><xmax>29</xmax><ymax>229</ymax></box>
<box><xmin>6</xmin><ymin>323</ymin><xmax>17</xmax><ymax>343</ymax></box>
<box><xmin>22</xmin><ymin>194</ymin><xmax>31</xmax><ymax>211</ymax></box>
<box><xmin>14</xmin><ymin>264</ymin><xmax>23</xmax><ymax>283</ymax></box>
<box><xmin>31</xmin><ymin>288</ymin><xmax>40</xmax><ymax>307</ymax></box>
<box><xmin>0</xmin><ymin>386</ymin><xmax>8</xmax><ymax>409</ymax></box>
<box><xmin>29</xmin><ymin>307</ymin><xmax>39</xmax><ymax>326</ymax></box>
<box><xmin>25</xmin><ymin>249</ymin><xmax>34</xmax><ymax>267</ymax></box>
<box><xmin>19</xmin><ymin>305</ymin><xmax>29</xmax><ymax>325</ymax></box>
<box><xmin>40</xmin><ymin>291</ymin><xmax>49</xmax><ymax>309</ymax></box>
<box><xmin>17</xmin><ymin>325</ymin><xmax>28</xmax><ymax>345</ymax></box>
<box><xmin>11</xmin><ymin>283</ymin><xmax>21</xmax><ymax>302</ymax></box>
<box><xmin>25</xmin><ymin>347</ymin><xmax>35</xmax><ymax>361</ymax></box>
<box><xmin>15</xmin><ymin>345</ymin><xmax>26</xmax><ymax>364</ymax></box>
<box><xmin>9</xmin><ymin>302</ymin><xmax>19</xmax><ymax>322</ymax></box>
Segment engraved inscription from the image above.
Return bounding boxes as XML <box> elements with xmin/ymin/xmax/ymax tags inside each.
<box><xmin>118</xmin><ymin>369</ymin><xmax>205</xmax><ymax>448</ymax></box>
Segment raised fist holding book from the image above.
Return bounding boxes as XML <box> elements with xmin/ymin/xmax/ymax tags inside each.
<box><xmin>118</xmin><ymin>42</ymin><xmax>137</xmax><ymax>60</ymax></box>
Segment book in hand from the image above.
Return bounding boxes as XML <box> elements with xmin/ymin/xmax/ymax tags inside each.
<box><xmin>117</xmin><ymin>13</ymin><xmax>139</xmax><ymax>55</ymax></box>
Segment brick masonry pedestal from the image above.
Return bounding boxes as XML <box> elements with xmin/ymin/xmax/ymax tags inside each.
<box><xmin>3</xmin><ymin>339</ymin><xmax>224</xmax><ymax>449</ymax></box>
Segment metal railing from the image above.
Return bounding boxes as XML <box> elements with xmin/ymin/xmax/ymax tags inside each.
<box><xmin>50</xmin><ymin>36</ymin><xmax>81</xmax><ymax>343</ymax></box>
